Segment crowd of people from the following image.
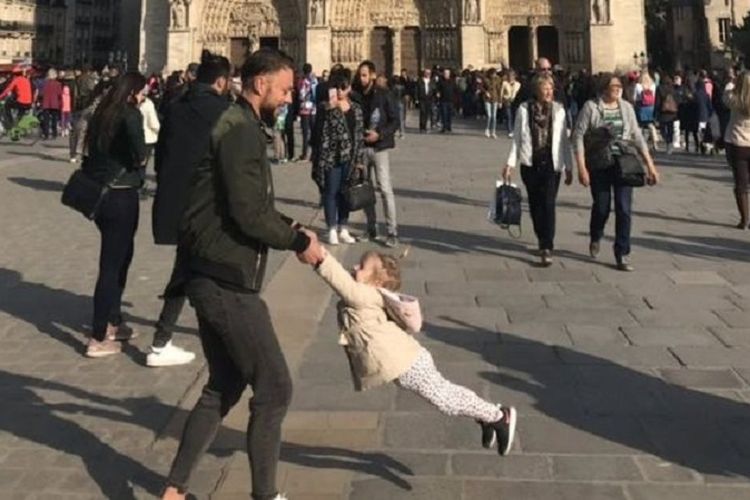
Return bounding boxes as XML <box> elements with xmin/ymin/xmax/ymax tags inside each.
<box><xmin>4</xmin><ymin>46</ymin><xmax>750</xmax><ymax>499</ymax></box>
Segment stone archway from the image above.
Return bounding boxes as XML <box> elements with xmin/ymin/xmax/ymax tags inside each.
<box><xmin>199</xmin><ymin>0</ymin><xmax>304</xmax><ymax>67</ymax></box>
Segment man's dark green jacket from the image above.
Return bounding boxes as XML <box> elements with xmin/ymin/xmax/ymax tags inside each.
<box><xmin>179</xmin><ymin>97</ymin><xmax>310</xmax><ymax>291</ymax></box>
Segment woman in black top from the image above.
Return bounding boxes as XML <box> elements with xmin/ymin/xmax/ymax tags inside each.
<box><xmin>313</xmin><ymin>67</ymin><xmax>365</xmax><ymax>246</ymax></box>
<box><xmin>83</xmin><ymin>72</ymin><xmax>147</xmax><ymax>358</ymax></box>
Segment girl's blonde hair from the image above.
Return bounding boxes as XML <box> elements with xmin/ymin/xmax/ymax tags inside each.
<box><xmin>730</xmin><ymin>71</ymin><xmax>750</xmax><ymax>117</ymax></box>
<box><xmin>638</xmin><ymin>72</ymin><xmax>654</xmax><ymax>90</ymax></box>
<box><xmin>363</xmin><ymin>247</ymin><xmax>410</xmax><ymax>291</ymax></box>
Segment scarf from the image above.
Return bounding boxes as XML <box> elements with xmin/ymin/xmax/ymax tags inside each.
<box><xmin>530</xmin><ymin>100</ymin><xmax>553</xmax><ymax>165</ymax></box>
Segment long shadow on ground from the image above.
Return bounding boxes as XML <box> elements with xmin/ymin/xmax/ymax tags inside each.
<box><xmin>425</xmin><ymin>316</ymin><xmax>750</xmax><ymax>480</ymax></box>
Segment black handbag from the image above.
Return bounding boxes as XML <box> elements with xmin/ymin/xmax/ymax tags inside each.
<box><xmin>343</xmin><ymin>166</ymin><xmax>376</xmax><ymax>212</ymax></box>
<box><xmin>613</xmin><ymin>140</ymin><xmax>647</xmax><ymax>187</ymax></box>
<box><xmin>492</xmin><ymin>182</ymin><xmax>523</xmax><ymax>238</ymax></box>
<box><xmin>61</xmin><ymin>162</ymin><xmax>127</xmax><ymax>220</ymax></box>
<box><xmin>583</xmin><ymin>126</ymin><xmax>615</xmax><ymax>171</ymax></box>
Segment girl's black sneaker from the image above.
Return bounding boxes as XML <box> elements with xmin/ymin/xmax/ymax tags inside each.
<box><xmin>494</xmin><ymin>406</ymin><xmax>517</xmax><ymax>456</ymax></box>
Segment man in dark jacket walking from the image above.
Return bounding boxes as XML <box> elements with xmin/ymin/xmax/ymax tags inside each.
<box><xmin>435</xmin><ymin>68</ymin><xmax>457</xmax><ymax>133</ymax></box>
<box><xmin>354</xmin><ymin>60</ymin><xmax>401</xmax><ymax>247</ymax></box>
<box><xmin>161</xmin><ymin>49</ymin><xmax>324</xmax><ymax>500</ymax></box>
<box><xmin>416</xmin><ymin>68</ymin><xmax>435</xmax><ymax>133</ymax></box>
<box><xmin>149</xmin><ymin>52</ymin><xmax>233</xmax><ymax>367</ymax></box>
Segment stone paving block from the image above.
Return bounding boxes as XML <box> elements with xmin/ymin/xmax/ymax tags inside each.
<box><xmin>627</xmin><ymin>484</ymin><xmax>750</xmax><ymax>500</ymax></box>
<box><xmin>558</xmin><ymin>282</ymin><xmax>624</xmax><ymax>296</ymax></box>
<box><xmin>371</xmin><ymin>452</ymin><xmax>448</xmax><ymax>476</ymax></box>
<box><xmin>630</xmin><ymin>309</ymin><xmax>725</xmax><ymax>327</ymax></box>
<box><xmin>464</xmin><ymin>480</ymin><xmax>628</xmax><ymax>500</ymax></box>
<box><xmin>291</xmin><ymin>383</ymin><xmax>396</xmax><ymax>411</ymax></box>
<box><xmin>622</xmin><ymin>327</ymin><xmax>720</xmax><ymax>346</ymax></box>
<box><xmin>644</xmin><ymin>293</ymin><xmax>738</xmax><ymax>310</ymax></box>
<box><xmin>551</xmin><ymin>455</ymin><xmax>643</xmax><ymax>481</ymax></box>
<box><xmin>426</xmin><ymin>305</ymin><xmax>510</xmax><ymax>330</ymax></box>
<box><xmin>708</xmin><ymin>327</ymin><xmax>750</xmax><ymax>347</ymax></box>
<box><xmin>451</xmin><ymin>453</ymin><xmax>552</xmax><ymax>479</ymax></box>
<box><xmin>464</xmin><ymin>268</ymin><xmax>528</xmax><ymax>282</ymax></box>
<box><xmin>282</xmin><ymin>429</ymin><xmax>381</xmax><ymax>449</ymax></box>
<box><xmin>349</xmin><ymin>478</ymin><xmax>462</xmax><ymax>500</ymax></box>
<box><xmin>565</xmin><ymin>324</ymin><xmax>630</xmax><ymax>346</ymax></box>
<box><xmin>475</xmin><ymin>281</ymin><xmax>563</xmax><ymax>298</ymax></box>
<box><xmin>527</xmin><ymin>269</ymin><xmax>597</xmax><ymax>282</ymax></box>
<box><xmin>670</xmin><ymin>346</ymin><xmax>750</xmax><ymax>368</ymax></box>
<box><xmin>715</xmin><ymin>310</ymin><xmax>750</xmax><ymax>328</ymax></box>
<box><xmin>520</xmin><ymin>416</ymin><xmax>654</xmax><ymax>454</ymax></box>
<box><xmin>283</xmin><ymin>467</ymin><xmax>352</xmax><ymax>494</ymax></box>
<box><xmin>476</xmin><ymin>294</ymin><xmax>548</xmax><ymax>310</ymax></box>
<box><xmin>384</xmin><ymin>414</ymin><xmax>479</xmax><ymax>451</ymax></box>
<box><xmin>420</xmin><ymin>294</ymin><xmax>477</xmax><ymax>309</ymax></box>
<box><xmin>559</xmin><ymin>345</ymin><xmax>681</xmax><ymax>367</ymax></box>
<box><xmin>719</xmin><ymin>269</ymin><xmax>750</xmax><ymax>285</ymax></box>
<box><xmin>545</xmin><ymin>294</ymin><xmax>648</xmax><ymax>310</ymax></box>
<box><xmin>508</xmin><ymin>307</ymin><xmax>639</xmax><ymax>327</ymax></box>
<box><xmin>635</xmin><ymin>455</ymin><xmax>701</xmax><ymax>482</ymax></box>
<box><xmin>485</xmin><ymin>343</ymin><xmax>562</xmax><ymax>366</ymax></box>
<box><xmin>659</xmin><ymin>369</ymin><xmax>745</xmax><ymax>389</ymax></box>
<box><xmin>667</xmin><ymin>271</ymin><xmax>730</xmax><ymax>285</ymax></box>
<box><xmin>498</xmin><ymin>322</ymin><xmax>572</xmax><ymax>346</ymax></box>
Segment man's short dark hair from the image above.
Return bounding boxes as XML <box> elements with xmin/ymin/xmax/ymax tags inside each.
<box><xmin>358</xmin><ymin>60</ymin><xmax>376</xmax><ymax>74</ymax></box>
<box><xmin>241</xmin><ymin>48</ymin><xmax>295</xmax><ymax>87</ymax></box>
<box><xmin>186</xmin><ymin>63</ymin><xmax>199</xmax><ymax>76</ymax></box>
<box><xmin>302</xmin><ymin>63</ymin><xmax>313</xmax><ymax>75</ymax></box>
<box><xmin>197</xmin><ymin>50</ymin><xmax>231</xmax><ymax>84</ymax></box>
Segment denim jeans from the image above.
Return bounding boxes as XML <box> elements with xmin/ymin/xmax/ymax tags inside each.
<box><xmin>520</xmin><ymin>163</ymin><xmax>562</xmax><ymax>251</ymax></box>
<box><xmin>589</xmin><ymin>168</ymin><xmax>634</xmax><ymax>261</ymax></box>
<box><xmin>41</xmin><ymin>109</ymin><xmax>60</xmax><ymax>139</ymax></box>
<box><xmin>323</xmin><ymin>162</ymin><xmax>351</xmax><ymax>228</ymax></box>
<box><xmin>167</xmin><ymin>277</ymin><xmax>292</xmax><ymax>500</ymax></box>
<box><xmin>398</xmin><ymin>101</ymin><xmax>406</xmax><ymax>136</ymax></box>
<box><xmin>300</xmin><ymin>114</ymin><xmax>313</xmax><ymax>159</ymax></box>
<box><xmin>92</xmin><ymin>189</ymin><xmax>139</xmax><ymax>340</ymax></box>
<box><xmin>660</xmin><ymin>120</ymin><xmax>675</xmax><ymax>147</ymax></box>
<box><xmin>363</xmin><ymin>148</ymin><xmax>398</xmax><ymax>236</ymax></box>
<box><xmin>504</xmin><ymin>104</ymin><xmax>515</xmax><ymax>134</ymax></box>
<box><xmin>485</xmin><ymin>101</ymin><xmax>498</xmax><ymax>134</ymax></box>
<box><xmin>440</xmin><ymin>102</ymin><xmax>453</xmax><ymax>132</ymax></box>
<box><xmin>152</xmin><ymin>248</ymin><xmax>189</xmax><ymax>348</ymax></box>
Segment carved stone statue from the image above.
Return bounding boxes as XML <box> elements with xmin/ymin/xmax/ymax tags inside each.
<box><xmin>310</xmin><ymin>0</ymin><xmax>325</xmax><ymax>25</ymax></box>
<box><xmin>464</xmin><ymin>0</ymin><xmax>479</xmax><ymax>24</ymax></box>
<box><xmin>592</xmin><ymin>0</ymin><xmax>609</xmax><ymax>24</ymax></box>
<box><xmin>170</xmin><ymin>0</ymin><xmax>188</xmax><ymax>29</ymax></box>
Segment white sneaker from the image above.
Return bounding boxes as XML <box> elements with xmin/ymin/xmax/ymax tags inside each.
<box><xmin>146</xmin><ymin>342</ymin><xmax>196</xmax><ymax>367</ymax></box>
<box><xmin>491</xmin><ymin>132</ymin><xmax>497</xmax><ymax>139</ymax></box>
<box><xmin>484</xmin><ymin>129</ymin><xmax>490</xmax><ymax>138</ymax></box>
<box><xmin>338</xmin><ymin>228</ymin><xmax>356</xmax><ymax>244</ymax></box>
<box><xmin>327</xmin><ymin>228</ymin><xmax>339</xmax><ymax>245</ymax></box>
<box><xmin>272</xmin><ymin>494</ymin><xmax>289</xmax><ymax>500</ymax></box>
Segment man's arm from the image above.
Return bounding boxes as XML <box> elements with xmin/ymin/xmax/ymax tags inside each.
<box><xmin>376</xmin><ymin>91</ymin><xmax>400</xmax><ymax>139</ymax></box>
<box><xmin>217</xmin><ymin>120</ymin><xmax>310</xmax><ymax>252</ymax></box>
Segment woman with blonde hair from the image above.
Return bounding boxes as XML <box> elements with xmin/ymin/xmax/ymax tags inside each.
<box><xmin>635</xmin><ymin>72</ymin><xmax>659</xmax><ymax>151</ymax></box>
<box><xmin>503</xmin><ymin>74</ymin><xmax>574</xmax><ymax>266</ymax></box>
<box><xmin>724</xmin><ymin>70</ymin><xmax>750</xmax><ymax>228</ymax></box>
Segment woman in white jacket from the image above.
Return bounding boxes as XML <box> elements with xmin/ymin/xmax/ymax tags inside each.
<box><xmin>139</xmin><ymin>95</ymin><xmax>161</xmax><ymax>165</ymax></box>
<box><xmin>502</xmin><ymin>74</ymin><xmax>574</xmax><ymax>266</ymax></box>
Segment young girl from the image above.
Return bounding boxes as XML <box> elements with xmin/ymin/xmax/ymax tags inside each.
<box><xmin>313</xmin><ymin>249</ymin><xmax>517</xmax><ymax>455</ymax></box>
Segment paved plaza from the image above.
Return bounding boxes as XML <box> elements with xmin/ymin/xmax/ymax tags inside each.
<box><xmin>1</xmin><ymin>115</ymin><xmax>750</xmax><ymax>500</ymax></box>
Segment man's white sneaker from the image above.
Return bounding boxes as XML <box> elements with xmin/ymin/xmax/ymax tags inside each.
<box><xmin>327</xmin><ymin>228</ymin><xmax>339</xmax><ymax>245</ymax></box>
<box><xmin>146</xmin><ymin>342</ymin><xmax>196</xmax><ymax>367</ymax></box>
<box><xmin>338</xmin><ymin>228</ymin><xmax>356</xmax><ymax>244</ymax></box>
<box><xmin>484</xmin><ymin>129</ymin><xmax>490</xmax><ymax>138</ymax></box>
<box><xmin>272</xmin><ymin>494</ymin><xmax>289</xmax><ymax>500</ymax></box>
<box><xmin>491</xmin><ymin>132</ymin><xmax>498</xmax><ymax>139</ymax></box>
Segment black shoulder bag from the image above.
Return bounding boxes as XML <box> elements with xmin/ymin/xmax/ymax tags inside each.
<box><xmin>61</xmin><ymin>160</ymin><xmax>127</xmax><ymax>220</ymax></box>
<box><xmin>342</xmin><ymin>165</ymin><xmax>376</xmax><ymax>212</ymax></box>
<box><xmin>613</xmin><ymin>140</ymin><xmax>647</xmax><ymax>187</ymax></box>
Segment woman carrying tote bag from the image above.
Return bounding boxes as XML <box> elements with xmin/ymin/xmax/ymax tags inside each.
<box><xmin>312</xmin><ymin>67</ymin><xmax>366</xmax><ymax>246</ymax></box>
<box><xmin>573</xmin><ymin>73</ymin><xmax>659</xmax><ymax>272</ymax></box>
<box><xmin>502</xmin><ymin>74</ymin><xmax>574</xmax><ymax>267</ymax></box>
<box><xmin>82</xmin><ymin>73</ymin><xmax>148</xmax><ymax>358</ymax></box>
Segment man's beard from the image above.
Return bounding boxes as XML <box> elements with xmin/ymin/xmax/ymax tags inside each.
<box><xmin>260</xmin><ymin>99</ymin><xmax>276</xmax><ymax>125</ymax></box>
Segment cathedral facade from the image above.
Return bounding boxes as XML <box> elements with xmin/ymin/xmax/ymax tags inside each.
<box><xmin>136</xmin><ymin>0</ymin><xmax>646</xmax><ymax>76</ymax></box>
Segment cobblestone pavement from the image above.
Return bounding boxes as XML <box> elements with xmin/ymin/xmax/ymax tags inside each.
<box><xmin>2</xmin><ymin>114</ymin><xmax>750</xmax><ymax>500</ymax></box>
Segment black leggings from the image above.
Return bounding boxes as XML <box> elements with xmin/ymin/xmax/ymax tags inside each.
<box><xmin>92</xmin><ymin>189</ymin><xmax>139</xmax><ymax>340</ymax></box>
<box><xmin>727</xmin><ymin>143</ymin><xmax>750</xmax><ymax>194</ymax></box>
<box><xmin>167</xmin><ymin>277</ymin><xmax>292</xmax><ymax>500</ymax></box>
